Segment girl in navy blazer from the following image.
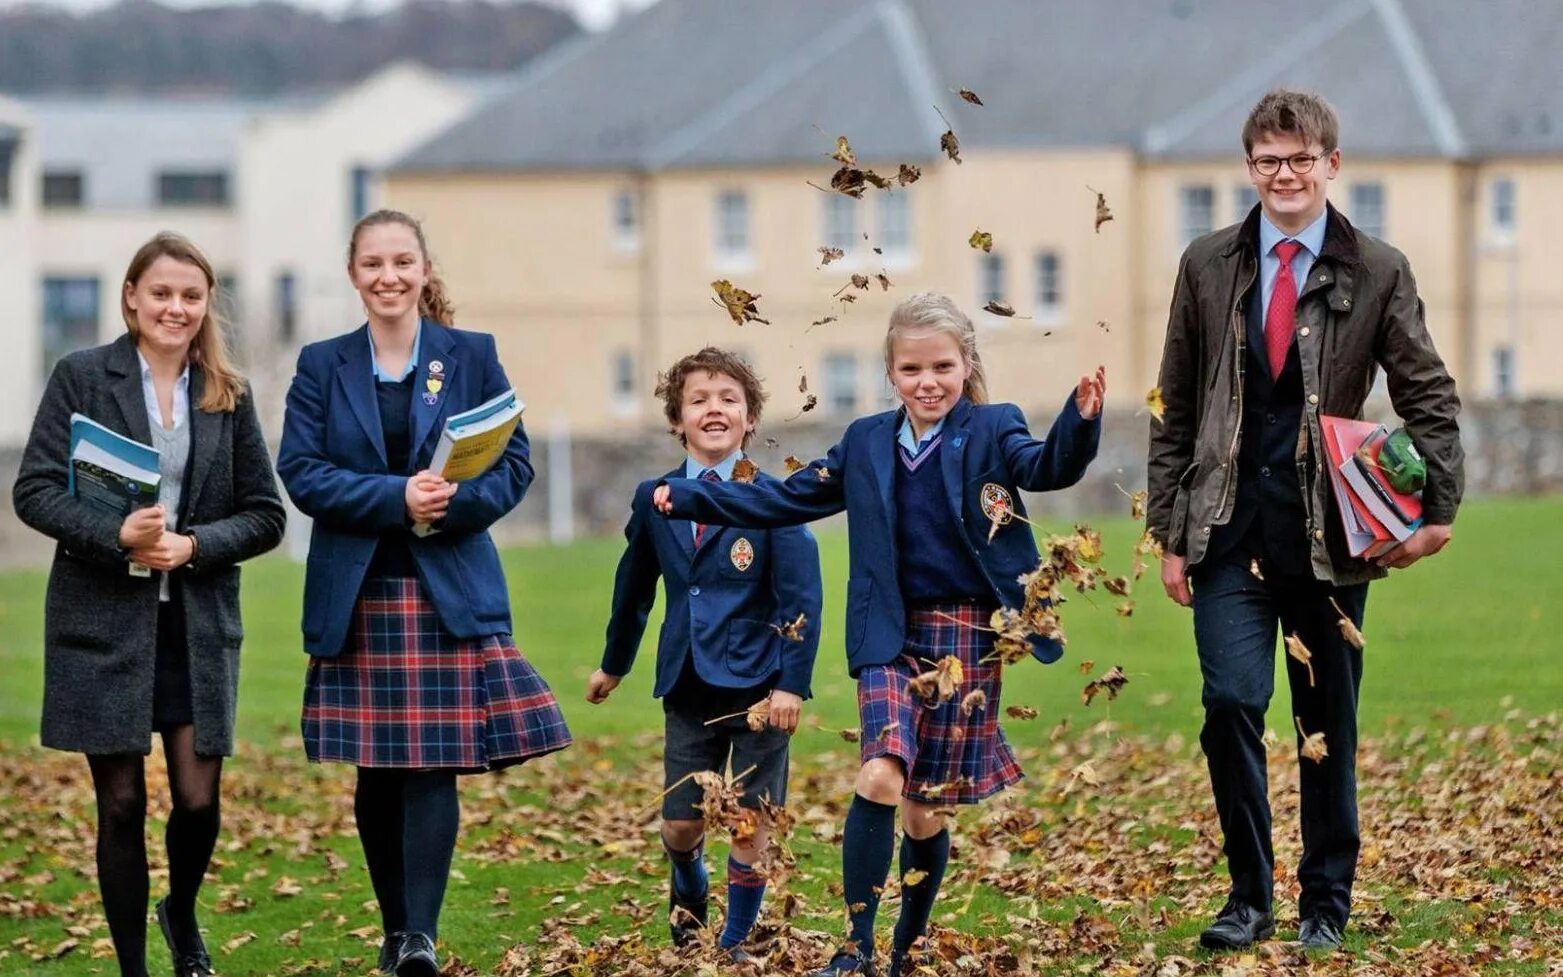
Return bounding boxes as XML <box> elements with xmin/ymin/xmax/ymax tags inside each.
<box><xmin>655</xmin><ymin>293</ymin><xmax>1106</xmax><ymax>977</ymax></box>
<box><xmin>276</xmin><ymin>210</ymin><xmax>571</xmax><ymax>977</ymax></box>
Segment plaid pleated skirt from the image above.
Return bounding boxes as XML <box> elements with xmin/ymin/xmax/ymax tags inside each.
<box><xmin>302</xmin><ymin>576</ymin><xmax>572</xmax><ymax>772</ymax></box>
<box><xmin>858</xmin><ymin>601</ymin><xmax>1023</xmax><ymax>804</ymax></box>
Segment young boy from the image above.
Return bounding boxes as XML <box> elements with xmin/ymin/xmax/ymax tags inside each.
<box><xmin>589</xmin><ymin>347</ymin><xmax>823</xmax><ymax>962</ymax></box>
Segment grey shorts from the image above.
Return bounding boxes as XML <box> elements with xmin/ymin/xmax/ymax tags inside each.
<box><xmin>662</xmin><ymin>706</ymin><xmax>791</xmax><ymax>822</ymax></box>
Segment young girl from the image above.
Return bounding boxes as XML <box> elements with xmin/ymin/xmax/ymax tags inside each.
<box><xmin>13</xmin><ymin>233</ymin><xmax>286</xmax><ymax>977</ymax></box>
<box><xmin>654</xmin><ymin>293</ymin><xmax>1105</xmax><ymax>976</ymax></box>
<box><xmin>277</xmin><ymin>210</ymin><xmax>571</xmax><ymax>977</ymax></box>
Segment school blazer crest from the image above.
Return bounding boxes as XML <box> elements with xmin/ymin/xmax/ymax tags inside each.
<box><xmin>276</xmin><ymin>320</ymin><xmax>533</xmax><ymax>657</ymax></box>
<box><xmin>665</xmin><ymin>396</ymin><xmax>1100</xmax><ymax>673</ymax></box>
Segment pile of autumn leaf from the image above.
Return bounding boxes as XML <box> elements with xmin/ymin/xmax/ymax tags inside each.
<box><xmin>1</xmin><ymin>710</ymin><xmax>1556</xmax><ymax>977</ymax></box>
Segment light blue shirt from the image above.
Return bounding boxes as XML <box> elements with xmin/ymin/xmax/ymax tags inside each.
<box><xmin>368</xmin><ymin>325</ymin><xmax>421</xmax><ymax>382</ymax></box>
<box><xmin>685</xmin><ymin>450</ymin><xmax>743</xmax><ymax>538</ymax></box>
<box><xmin>137</xmin><ymin>350</ymin><xmax>189</xmax><ymax>432</ymax></box>
<box><xmin>1258</xmin><ymin>209</ymin><xmax>1327</xmax><ymax>318</ymax></box>
<box><xmin>896</xmin><ymin>414</ymin><xmax>946</xmax><ymax>455</ymax></box>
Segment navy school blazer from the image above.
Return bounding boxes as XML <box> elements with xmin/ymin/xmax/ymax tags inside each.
<box><xmin>276</xmin><ymin>320</ymin><xmax>533</xmax><ymax>657</ymax></box>
<box><xmin>664</xmin><ymin>395</ymin><xmax>1100</xmax><ymax>674</ymax></box>
<box><xmin>602</xmin><ymin>470</ymin><xmax>824</xmax><ymax>698</ymax></box>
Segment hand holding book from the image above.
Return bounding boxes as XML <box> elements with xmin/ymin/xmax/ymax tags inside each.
<box><xmin>406</xmin><ymin>470</ymin><xmax>457</xmax><ymax>525</ymax></box>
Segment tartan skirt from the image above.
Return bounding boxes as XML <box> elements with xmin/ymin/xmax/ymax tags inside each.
<box><xmin>858</xmin><ymin>601</ymin><xmax>1023</xmax><ymax>804</ymax></box>
<box><xmin>302</xmin><ymin>576</ymin><xmax>572</xmax><ymax>772</ymax></box>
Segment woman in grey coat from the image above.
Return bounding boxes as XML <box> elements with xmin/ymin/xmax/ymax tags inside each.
<box><xmin>12</xmin><ymin>233</ymin><xmax>285</xmax><ymax>977</ymax></box>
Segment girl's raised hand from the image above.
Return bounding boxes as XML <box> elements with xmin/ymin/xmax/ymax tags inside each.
<box><xmin>1074</xmin><ymin>365</ymin><xmax>1107</xmax><ymax>420</ymax></box>
<box><xmin>652</xmin><ymin>484</ymin><xmax>673</xmax><ymax>514</ymax></box>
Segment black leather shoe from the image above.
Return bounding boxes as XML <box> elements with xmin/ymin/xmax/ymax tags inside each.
<box><xmin>668</xmin><ymin>879</ymin><xmax>708</xmax><ymax>947</ymax></box>
<box><xmin>378</xmin><ymin>931</ymin><xmax>406</xmax><ymax>974</ymax></box>
<box><xmin>725</xmin><ymin>945</ymin><xmax>758</xmax><ymax>965</ymax></box>
<box><xmin>808</xmin><ymin>948</ymin><xmax>877</xmax><ymax>976</ymax></box>
<box><xmin>155</xmin><ymin>897</ymin><xmax>214</xmax><ymax>977</ymax></box>
<box><xmin>394</xmin><ymin>932</ymin><xmax>439</xmax><ymax>977</ymax></box>
<box><xmin>1198</xmin><ymin>900</ymin><xmax>1275</xmax><ymax>950</ymax></box>
<box><xmin>1297</xmin><ymin>915</ymin><xmax>1344</xmax><ymax>950</ymax></box>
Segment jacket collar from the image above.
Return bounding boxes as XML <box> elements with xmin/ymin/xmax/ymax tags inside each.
<box><xmin>1225</xmin><ymin>201</ymin><xmax>1362</xmax><ymax>267</ymax></box>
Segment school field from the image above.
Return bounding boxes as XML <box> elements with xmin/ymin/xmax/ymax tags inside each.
<box><xmin>0</xmin><ymin>497</ymin><xmax>1558</xmax><ymax>976</ymax></box>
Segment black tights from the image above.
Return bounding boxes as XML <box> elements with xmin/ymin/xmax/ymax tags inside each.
<box><xmin>354</xmin><ymin>769</ymin><xmax>460</xmax><ymax>938</ymax></box>
<box><xmin>87</xmin><ymin>726</ymin><xmax>223</xmax><ymax>977</ymax></box>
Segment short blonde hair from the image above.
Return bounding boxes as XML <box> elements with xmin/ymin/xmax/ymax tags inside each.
<box><xmin>882</xmin><ymin>293</ymin><xmax>989</xmax><ymax>404</ymax></box>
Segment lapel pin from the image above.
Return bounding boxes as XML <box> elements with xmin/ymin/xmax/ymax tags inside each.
<box><xmin>422</xmin><ymin>392</ymin><xmax>439</xmax><ymax>406</ymax></box>
<box><xmin>429</xmin><ymin>360</ymin><xmax>444</xmax><ymax>375</ymax></box>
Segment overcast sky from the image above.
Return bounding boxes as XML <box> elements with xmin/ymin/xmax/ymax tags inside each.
<box><xmin>0</xmin><ymin>0</ymin><xmax>661</xmax><ymax>31</ymax></box>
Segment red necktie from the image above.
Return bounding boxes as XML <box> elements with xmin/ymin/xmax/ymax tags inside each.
<box><xmin>692</xmin><ymin>468</ymin><xmax>721</xmax><ymax>547</ymax></box>
<box><xmin>1265</xmin><ymin>239</ymin><xmax>1303</xmax><ymax>379</ymax></box>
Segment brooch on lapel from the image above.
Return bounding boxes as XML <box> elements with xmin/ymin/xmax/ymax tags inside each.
<box><xmin>423</xmin><ymin>360</ymin><xmax>444</xmax><ymax>405</ymax></box>
<box><xmin>730</xmin><ymin>537</ymin><xmax>755</xmax><ymax>572</ymax></box>
<box><xmin>980</xmin><ymin>483</ymin><xmax>1014</xmax><ymax>524</ymax></box>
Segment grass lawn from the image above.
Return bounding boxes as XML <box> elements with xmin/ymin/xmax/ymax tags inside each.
<box><xmin>0</xmin><ymin>496</ymin><xmax>1558</xmax><ymax>975</ymax></box>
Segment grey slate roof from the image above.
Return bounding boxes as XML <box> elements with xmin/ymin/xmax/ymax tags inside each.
<box><xmin>394</xmin><ymin>0</ymin><xmax>1563</xmax><ymax>173</ymax></box>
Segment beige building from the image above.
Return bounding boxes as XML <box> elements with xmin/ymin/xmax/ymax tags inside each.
<box><xmin>388</xmin><ymin>0</ymin><xmax>1563</xmax><ymax>439</ymax></box>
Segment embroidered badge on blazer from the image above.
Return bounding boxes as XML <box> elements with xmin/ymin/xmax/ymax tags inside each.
<box><xmin>980</xmin><ymin>482</ymin><xmax>1014</xmax><ymax>524</ymax></box>
<box><xmin>730</xmin><ymin>537</ymin><xmax>755</xmax><ymax>571</ymax></box>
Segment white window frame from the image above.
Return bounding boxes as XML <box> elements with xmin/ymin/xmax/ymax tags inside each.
<box><xmin>976</xmin><ymin>252</ymin><xmax>1007</xmax><ymax>325</ymax></box>
<box><xmin>1349</xmin><ymin>181</ymin><xmax>1386</xmax><ymax>239</ymax></box>
<box><xmin>712</xmin><ymin>188</ymin><xmax>753</xmax><ymax>271</ymax></box>
<box><xmin>1033</xmin><ymin>250</ymin><xmax>1063</xmax><ymax>325</ymax></box>
<box><xmin>1489</xmin><ymin>176</ymin><xmax>1516</xmax><ymax>244</ymax></box>
<box><xmin>612</xmin><ymin>188</ymin><xmax>640</xmax><ymax>253</ymax></box>
<box><xmin>876</xmin><ymin>192</ymin><xmax>915</xmax><ymax>269</ymax></box>
<box><xmin>1232</xmin><ymin>183</ymin><xmax>1259</xmax><ymax>223</ymax></box>
<box><xmin>822</xmin><ymin>351</ymin><xmax>858</xmax><ymax>416</ymax></box>
<box><xmin>820</xmin><ymin>193</ymin><xmax>857</xmax><ymax>263</ymax></box>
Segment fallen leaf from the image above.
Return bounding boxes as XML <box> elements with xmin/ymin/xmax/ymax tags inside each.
<box><xmin>711</xmin><ymin>279</ymin><xmax>769</xmax><ymax>325</ymax></box>
<box><xmin>731</xmin><ymin>458</ymin><xmax>760</xmax><ymax>484</ymax></box>
<box><xmin>1250</xmin><ymin>558</ymin><xmax>1265</xmax><ymax>581</ymax></box>
<box><xmin>1330</xmin><ymin>596</ymin><xmax>1366</xmax><ymax>649</ymax></box>
<box><xmin>1116</xmin><ymin>601</ymin><xmax>1134</xmax><ymax>617</ymax></box>
<box><xmin>1078</xmin><ymin>660</ymin><xmax>1096</xmax><ymax>675</ymax></box>
<box><xmin>1115</xmin><ymin>483</ymin><xmax>1148</xmax><ymax>520</ymax></box>
<box><xmin>1145</xmin><ymin>387</ymin><xmax>1166</xmax><ymax>423</ymax></box>
<box><xmin>1296</xmin><ymin>716</ymin><xmax>1328</xmax><ymax>763</ymax></box>
<box><xmin>1005</xmin><ymin>705</ymin><xmax>1039</xmax><ymax>720</ymax></box>
<box><xmin>896</xmin><ymin>163</ymin><xmax>921</xmax><ymax>186</ymax></box>
<box><xmin>955</xmin><ymin>88</ymin><xmax>984</xmax><ymax>106</ymax></box>
<box><xmin>1285</xmin><ymin>632</ymin><xmax>1315</xmax><ymax>687</ymax></box>
<box><xmin>839</xmin><ymin>728</ymin><xmax>860</xmax><ymax>743</ymax></box>
<box><xmin>831</xmin><ymin>135</ymin><xmax>856</xmax><ymax>167</ymax></box>
<box><xmin>221</xmin><ymin>932</ymin><xmax>257</xmax><ymax>955</ymax></box>
<box><xmin>877</xmin><ymin>721</ymin><xmax>900</xmax><ymax>743</ymax></box>
<box><xmin>907</xmin><ymin>656</ymin><xmax>964</xmax><ymax>707</ymax></box>
<box><xmin>817</xmin><ymin>246</ymin><xmax>845</xmax><ymax>266</ymax></box>
<box><xmin>764</xmin><ymin>437</ymin><xmax>779</xmax><ymax>449</ymax></box>
<box><xmin>934</xmin><ymin>105</ymin><xmax>961</xmax><ymax>164</ymax></box>
<box><xmin>834</xmin><ymin>274</ymin><xmax>871</xmax><ymax>296</ymax></box>
<box><xmin>1089</xmin><ymin>185</ymin><xmax>1114</xmax><ymax>232</ymax></box>
<box><xmin>782</xmin><ymin>455</ymin><xmax>807</xmax><ymax>475</ymax></box>
<box><xmin>983</xmin><ymin>301</ymin><xmax>1016</xmax><ymax>317</ymax></box>
<box><xmin>770</xmin><ymin>612</ymin><xmax>808</xmax><ymax>642</ymax></box>
<box><xmin>969</xmin><ymin>228</ymin><xmax>994</xmax><ymax>252</ymax></box>
<box><xmin>1082</xmin><ymin>666</ymin><xmax>1129</xmax><ymax>706</ymax></box>
<box><xmin>809</xmin><ymin>314</ymin><xmax>838</xmax><ymax>328</ymax></box>
<box><xmin>902</xmin><ymin>868</ymin><xmax>929</xmax><ymax>887</ymax></box>
<box><xmin>959</xmin><ymin>689</ymin><xmax>987</xmax><ymax>717</ymax></box>
<box><xmin>814</xmin><ymin>466</ymin><xmax>832</xmax><ymax>480</ymax></box>
<box><xmin>875</xmin><ymin>273</ymin><xmax>893</xmax><ymax>291</ymax></box>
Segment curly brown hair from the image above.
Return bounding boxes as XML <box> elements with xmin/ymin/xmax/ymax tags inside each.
<box><xmin>654</xmin><ymin>347</ymin><xmax>768</xmax><ymax>447</ymax></box>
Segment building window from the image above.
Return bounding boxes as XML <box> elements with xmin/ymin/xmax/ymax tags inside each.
<box><xmin>42</xmin><ymin>277</ymin><xmax>99</xmax><ymax>376</ymax></box>
<box><xmin>611</xmin><ymin>349</ymin><xmax>635</xmax><ymax>401</ymax></box>
<box><xmin>1034</xmin><ymin>250</ymin><xmax>1062</xmax><ymax>323</ymax></box>
<box><xmin>0</xmin><ymin>136</ymin><xmax>16</xmax><ymax>208</ymax></box>
<box><xmin>978</xmin><ymin>252</ymin><xmax>1005</xmax><ymax>307</ymax></box>
<box><xmin>877</xmin><ymin>192</ymin><xmax>913</xmax><ymax>263</ymax></box>
<box><xmin>1490</xmin><ymin>177</ymin><xmax>1516</xmax><ymax>239</ymax></box>
<box><xmin>42</xmin><ymin>170</ymin><xmax>84</xmax><ymax>208</ymax></box>
<box><xmin>275</xmin><ymin>271</ymin><xmax>297</xmax><ymax>342</ymax></box>
<box><xmin>1233</xmin><ymin>184</ymin><xmax>1259</xmax><ymax>222</ymax></box>
<box><xmin>823</xmin><ymin>352</ymin><xmax>857</xmax><ymax>415</ymax></box>
<box><xmin>822</xmin><ymin>193</ymin><xmax>857</xmax><ymax>255</ymax></box>
<box><xmin>1180</xmin><ymin>184</ymin><xmax>1214</xmax><ymax>246</ymax></box>
<box><xmin>157</xmin><ymin>170</ymin><xmax>229</xmax><ymax>207</ymax></box>
<box><xmin>1492</xmin><ymin>346</ymin><xmax>1515</xmax><ymax>399</ymax></box>
<box><xmin>1350</xmin><ymin>182</ymin><xmax>1385</xmax><ymax>238</ymax></box>
<box><xmin>714</xmin><ymin>189</ymin><xmax>750</xmax><ymax>263</ymax></box>
<box><xmin>349</xmin><ymin>165</ymin><xmax>373</xmax><ymax>223</ymax></box>
<box><xmin>612</xmin><ymin>189</ymin><xmax>640</xmax><ymax>251</ymax></box>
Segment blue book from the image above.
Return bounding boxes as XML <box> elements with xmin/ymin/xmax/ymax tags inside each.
<box><xmin>68</xmin><ymin>413</ymin><xmax>161</xmax><ymax>519</ymax></box>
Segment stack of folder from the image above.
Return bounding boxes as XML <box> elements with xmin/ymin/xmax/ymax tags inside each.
<box><xmin>1320</xmin><ymin>415</ymin><xmax>1424</xmax><ymax>558</ymax></box>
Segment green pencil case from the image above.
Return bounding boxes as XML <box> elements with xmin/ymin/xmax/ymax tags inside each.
<box><xmin>1379</xmin><ymin>427</ymin><xmax>1426</xmax><ymax>494</ymax></box>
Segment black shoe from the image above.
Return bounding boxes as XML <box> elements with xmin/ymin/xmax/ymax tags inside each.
<box><xmin>394</xmin><ymin>932</ymin><xmax>439</xmax><ymax>977</ymax></box>
<box><xmin>378</xmin><ymin>931</ymin><xmax>406</xmax><ymax>974</ymax></box>
<box><xmin>808</xmin><ymin>948</ymin><xmax>877</xmax><ymax>976</ymax></box>
<box><xmin>1198</xmin><ymin>900</ymin><xmax>1275</xmax><ymax>950</ymax></box>
<box><xmin>155</xmin><ymin>897</ymin><xmax>214</xmax><ymax>977</ymax></box>
<box><xmin>725</xmin><ymin>945</ymin><xmax>758</xmax><ymax>965</ymax></box>
<box><xmin>1297</xmin><ymin>915</ymin><xmax>1344</xmax><ymax>950</ymax></box>
<box><xmin>668</xmin><ymin>879</ymin><xmax>708</xmax><ymax>947</ymax></box>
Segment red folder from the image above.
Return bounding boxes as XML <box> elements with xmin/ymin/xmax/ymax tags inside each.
<box><xmin>1319</xmin><ymin>415</ymin><xmax>1399</xmax><ymax>558</ymax></box>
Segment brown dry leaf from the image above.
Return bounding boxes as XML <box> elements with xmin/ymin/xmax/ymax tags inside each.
<box><xmin>838</xmin><ymin>293</ymin><xmax>858</xmax><ymax>304</ymax></box>
<box><xmin>763</xmin><ymin>437</ymin><xmax>779</xmax><ymax>449</ymax></box>
<box><xmin>896</xmin><ymin>163</ymin><xmax>921</xmax><ymax>186</ymax></box>
<box><xmin>1082</xmin><ymin>665</ymin><xmax>1129</xmax><ymax>706</ymax></box>
<box><xmin>782</xmin><ymin>455</ymin><xmax>807</xmax><ymax>475</ymax></box>
<box><xmin>271</xmin><ymin>876</ymin><xmax>303</xmax><ymax>898</ymax></box>
<box><xmin>831</xmin><ymin>135</ymin><xmax>856</xmax><ymax>167</ymax></box>
<box><xmin>877</xmin><ymin>721</ymin><xmax>900</xmax><ymax>743</ymax></box>
<box><xmin>1250</xmin><ymin>558</ymin><xmax>1265</xmax><ymax>581</ymax></box>
<box><xmin>814</xmin><ymin>466</ymin><xmax>832</xmax><ymax>480</ymax></box>
<box><xmin>969</xmin><ymin>228</ymin><xmax>994</xmax><ymax>252</ymax></box>
<box><xmin>839</xmin><ymin>728</ymin><xmax>860</xmax><ymax>743</ymax></box>
<box><xmin>940</xmin><ymin>129</ymin><xmax>961</xmax><ymax>164</ymax></box>
<box><xmin>1005</xmin><ymin>705</ymin><xmax>1039</xmax><ymax>720</ymax></box>
<box><xmin>1330</xmin><ymin>596</ymin><xmax>1366</xmax><ymax>649</ymax></box>
<box><xmin>1078</xmin><ymin>659</ymin><xmax>1096</xmax><ymax>675</ymax></box>
<box><xmin>1285</xmin><ymin>632</ymin><xmax>1316</xmax><ymax>687</ymax></box>
<box><xmin>907</xmin><ymin>656</ymin><xmax>964</xmax><ymax>706</ymax></box>
<box><xmin>835</xmin><ymin>274</ymin><xmax>871</xmax><ymax>296</ymax></box>
<box><xmin>817</xmin><ymin>246</ymin><xmax>845</xmax><ymax>266</ymax></box>
<box><xmin>863</xmin><ymin>170</ymin><xmax>893</xmax><ymax>190</ymax></box>
<box><xmin>809</xmin><ymin>314</ymin><xmax>838</xmax><ymax>328</ymax></box>
<box><xmin>744</xmin><ymin>698</ymin><xmax>771</xmax><ymax>732</ymax></box>
<box><xmin>1103</xmin><ymin>576</ymin><xmax>1131</xmax><ymax>597</ymax></box>
<box><xmin>955</xmin><ymin>88</ymin><xmax>984</xmax><ymax>105</ymax></box>
<box><xmin>770</xmin><ymin>612</ymin><xmax>807</xmax><ymax>642</ymax></box>
<box><xmin>1096</xmin><ymin>320</ymin><xmax>1111</xmax><ymax>332</ymax></box>
<box><xmin>731</xmin><ymin>457</ymin><xmax>760</xmax><ymax>484</ymax></box>
<box><xmin>1145</xmin><ymin>386</ymin><xmax>1166</xmax><ymax>423</ymax></box>
<box><xmin>902</xmin><ymin>868</ymin><xmax>929</xmax><ymax>887</ymax></box>
<box><xmin>983</xmin><ymin>301</ymin><xmax>1016</xmax><ymax>317</ymax></box>
<box><xmin>1296</xmin><ymin>716</ymin><xmax>1329</xmax><ymax>763</ymax></box>
<box><xmin>221</xmin><ymin>933</ymin><xmax>257</xmax><ymax>955</ymax></box>
<box><xmin>49</xmin><ymin>940</ymin><xmax>78</xmax><ymax>960</ymax></box>
<box><xmin>959</xmin><ymin>689</ymin><xmax>987</xmax><ymax>717</ymax></box>
<box><xmin>1116</xmin><ymin>600</ymin><xmax>1134</xmax><ymax>617</ymax></box>
<box><xmin>1115</xmin><ymin>483</ymin><xmax>1148</xmax><ymax>520</ymax></box>
<box><xmin>828</xmin><ymin>165</ymin><xmax>868</xmax><ymax>198</ymax></box>
<box><xmin>875</xmin><ymin>273</ymin><xmax>893</xmax><ymax>291</ymax></box>
<box><xmin>785</xmin><ymin>394</ymin><xmax>819</xmax><ymax>421</ymax></box>
<box><xmin>711</xmin><ymin>279</ymin><xmax>769</xmax><ymax>325</ymax></box>
<box><xmin>1089</xmin><ymin>185</ymin><xmax>1114</xmax><ymax>232</ymax></box>
<box><xmin>1076</xmin><ymin>525</ymin><xmax>1104</xmax><ymax>563</ymax></box>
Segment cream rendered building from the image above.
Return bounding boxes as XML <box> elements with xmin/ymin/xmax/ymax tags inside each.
<box><xmin>388</xmin><ymin>0</ymin><xmax>1563</xmax><ymax>440</ymax></box>
<box><xmin>0</xmin><ymin>96</ymin><xmax>40</xmax><ymax>447</ymax></box>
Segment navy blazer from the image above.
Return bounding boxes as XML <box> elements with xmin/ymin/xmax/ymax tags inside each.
<box><xmin>665</xmin><ymin>395</ymin><xmax>1100</xmax><ymax>674</ymax></box>
<box><xmin>276</xmin><ymin>320</ymin><xmax>533</xmax><ymax>657</ymax></box>
<box><xmin>602</xmin><ymin>470</ymin><xmax>823</xmax><ymax>698</ymax></box>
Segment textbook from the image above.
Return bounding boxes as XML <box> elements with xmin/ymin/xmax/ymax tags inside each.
<box><xmin>69</xmin><ymin>413</ymin><xmax>161</xmax><ymax>576</ymax></box>
<box><xmin>1319</xmin><ymin>415</ymin><xmax>1422</xmax><ymax>557</ymax></box>
<box><xmin>428</xmin><ymin>388</ymin><xmax>525</xmax><ymax>482</ymax></box>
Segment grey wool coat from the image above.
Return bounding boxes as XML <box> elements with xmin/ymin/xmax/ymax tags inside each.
<box><xmin>12</xmin><ymin>335</ymin><xmax>286</xmax><ymax>756</ymax></box>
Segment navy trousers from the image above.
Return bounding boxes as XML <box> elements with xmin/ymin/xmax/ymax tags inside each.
<box><xmin>1191</xmin><ymin>554</ymin><xmax>1368</xmax><ymax>926</ymax></box>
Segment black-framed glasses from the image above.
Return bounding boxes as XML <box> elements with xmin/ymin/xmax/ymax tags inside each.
<box><xmin>1247</xmin><ymin>150</ymin><xmax>1328</xmax><ymax>177</ymax></box>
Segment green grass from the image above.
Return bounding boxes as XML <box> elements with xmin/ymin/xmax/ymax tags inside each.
<box><xmin>0</xmin><ymin>496</ymin><xmax>1558</xmax><ymax>976</ymax></box>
